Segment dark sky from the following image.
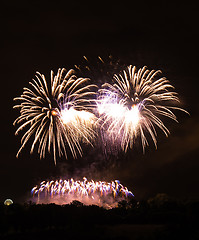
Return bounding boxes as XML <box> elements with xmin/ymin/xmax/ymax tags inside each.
<box><xmin>1</xmin><ymin>2</ymin><xmax>199</xmax><ymax>203</ymax></box>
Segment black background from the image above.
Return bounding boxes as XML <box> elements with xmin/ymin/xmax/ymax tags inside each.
<box><xmin>1</xmin><ymin>1</ymin><xmax>199</xmax><ymax>203</ymax></box>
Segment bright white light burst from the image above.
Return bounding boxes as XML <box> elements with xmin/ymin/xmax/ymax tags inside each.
<box><xmin>125</xmin><ymin>105</ymin><xmax>140</xmax><ymax>127</ymax></box>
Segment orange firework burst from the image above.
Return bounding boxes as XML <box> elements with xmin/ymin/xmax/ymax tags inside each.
<box><xmin>13</xmin><ymin>68</ymin><xmax>97</xmax><ymax>164</ymax></box>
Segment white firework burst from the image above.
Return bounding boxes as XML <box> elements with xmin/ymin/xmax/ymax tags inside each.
<box><xmin>97</xmin><ymin>65</ymin><xmax>188</xmax><ymax>152</ymax></box>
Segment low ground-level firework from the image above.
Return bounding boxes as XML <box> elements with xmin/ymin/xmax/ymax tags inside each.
<box><xmin>97</xmin><ymin>65</ymin><xmax>188</xmax><ymax>152</ymax></box>
<box><xmin>31</xmin><ymin>177</ymin><xmax>134</xmax><ymax>208</ymax></box>
<box><xmin>13</xmin><ymin>68</ymin><xmax>97</xmax><ymax>164</ymax></box>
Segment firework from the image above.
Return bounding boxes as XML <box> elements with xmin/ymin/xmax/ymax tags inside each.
<box><xmin>13</xmin><ymin>68</ymin><xmax>97</xmax><ymax>164</ymax></box>
<box><xmin>97</xmin><ymin>65</ymin><xmax>188</xmax><ymax>152</ymax></box>
<box><xmin>31</xmin><ymin>177</ymin><xmax>134</xmax><ymax>208</ymax></box>
<box><xmin>74</xmin><ymin>55</ymin><xmax>123</xmax><ymax>86</ymax></box>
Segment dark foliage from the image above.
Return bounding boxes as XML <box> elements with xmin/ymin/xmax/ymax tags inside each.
<box><xmin>0</xmin><ymin>196</ymin><xmax>199</xmax><ymax>240</ymax></box>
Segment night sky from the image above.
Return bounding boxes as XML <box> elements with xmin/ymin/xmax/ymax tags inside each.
<box><xmin>1</xmin><ymin>2</ymin><xmax>199</xmax><ymax>203</ymax></box>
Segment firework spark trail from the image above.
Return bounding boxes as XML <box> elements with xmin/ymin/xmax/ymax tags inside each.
<box><xmin>31</xmin><ymin>177</ymin><xmax>134</xmax><ymax>208</ymax></box>
<box><xmin>13</xmin><ymin>68</ymin><xmax>97</xmax><ymax>164</ymax></box>
<box><xmin>97</xmin><ymin>65</ymin><xmax>188</xmax><ymax>152</ymax></box>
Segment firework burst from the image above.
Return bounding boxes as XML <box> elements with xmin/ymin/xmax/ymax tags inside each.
<box><xmin>13</xmin><ymin>68</ymin><xmax>97</xmax><ymax>164</ymax></box>
<box><xmin>97</xmin><ymin>65</ymin><xmax>188</xmax><ymax>152</ymax></box>
<box><xmin>31</xmin><ymin>177</ymin><xmax>134</xmax><ymax>208</ymax></box>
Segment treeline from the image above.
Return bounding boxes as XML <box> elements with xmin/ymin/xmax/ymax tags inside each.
<box><xmin>0</xmin><ymin>194</ymin><xmax>199</xmax><ymax>240</ymax></box>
